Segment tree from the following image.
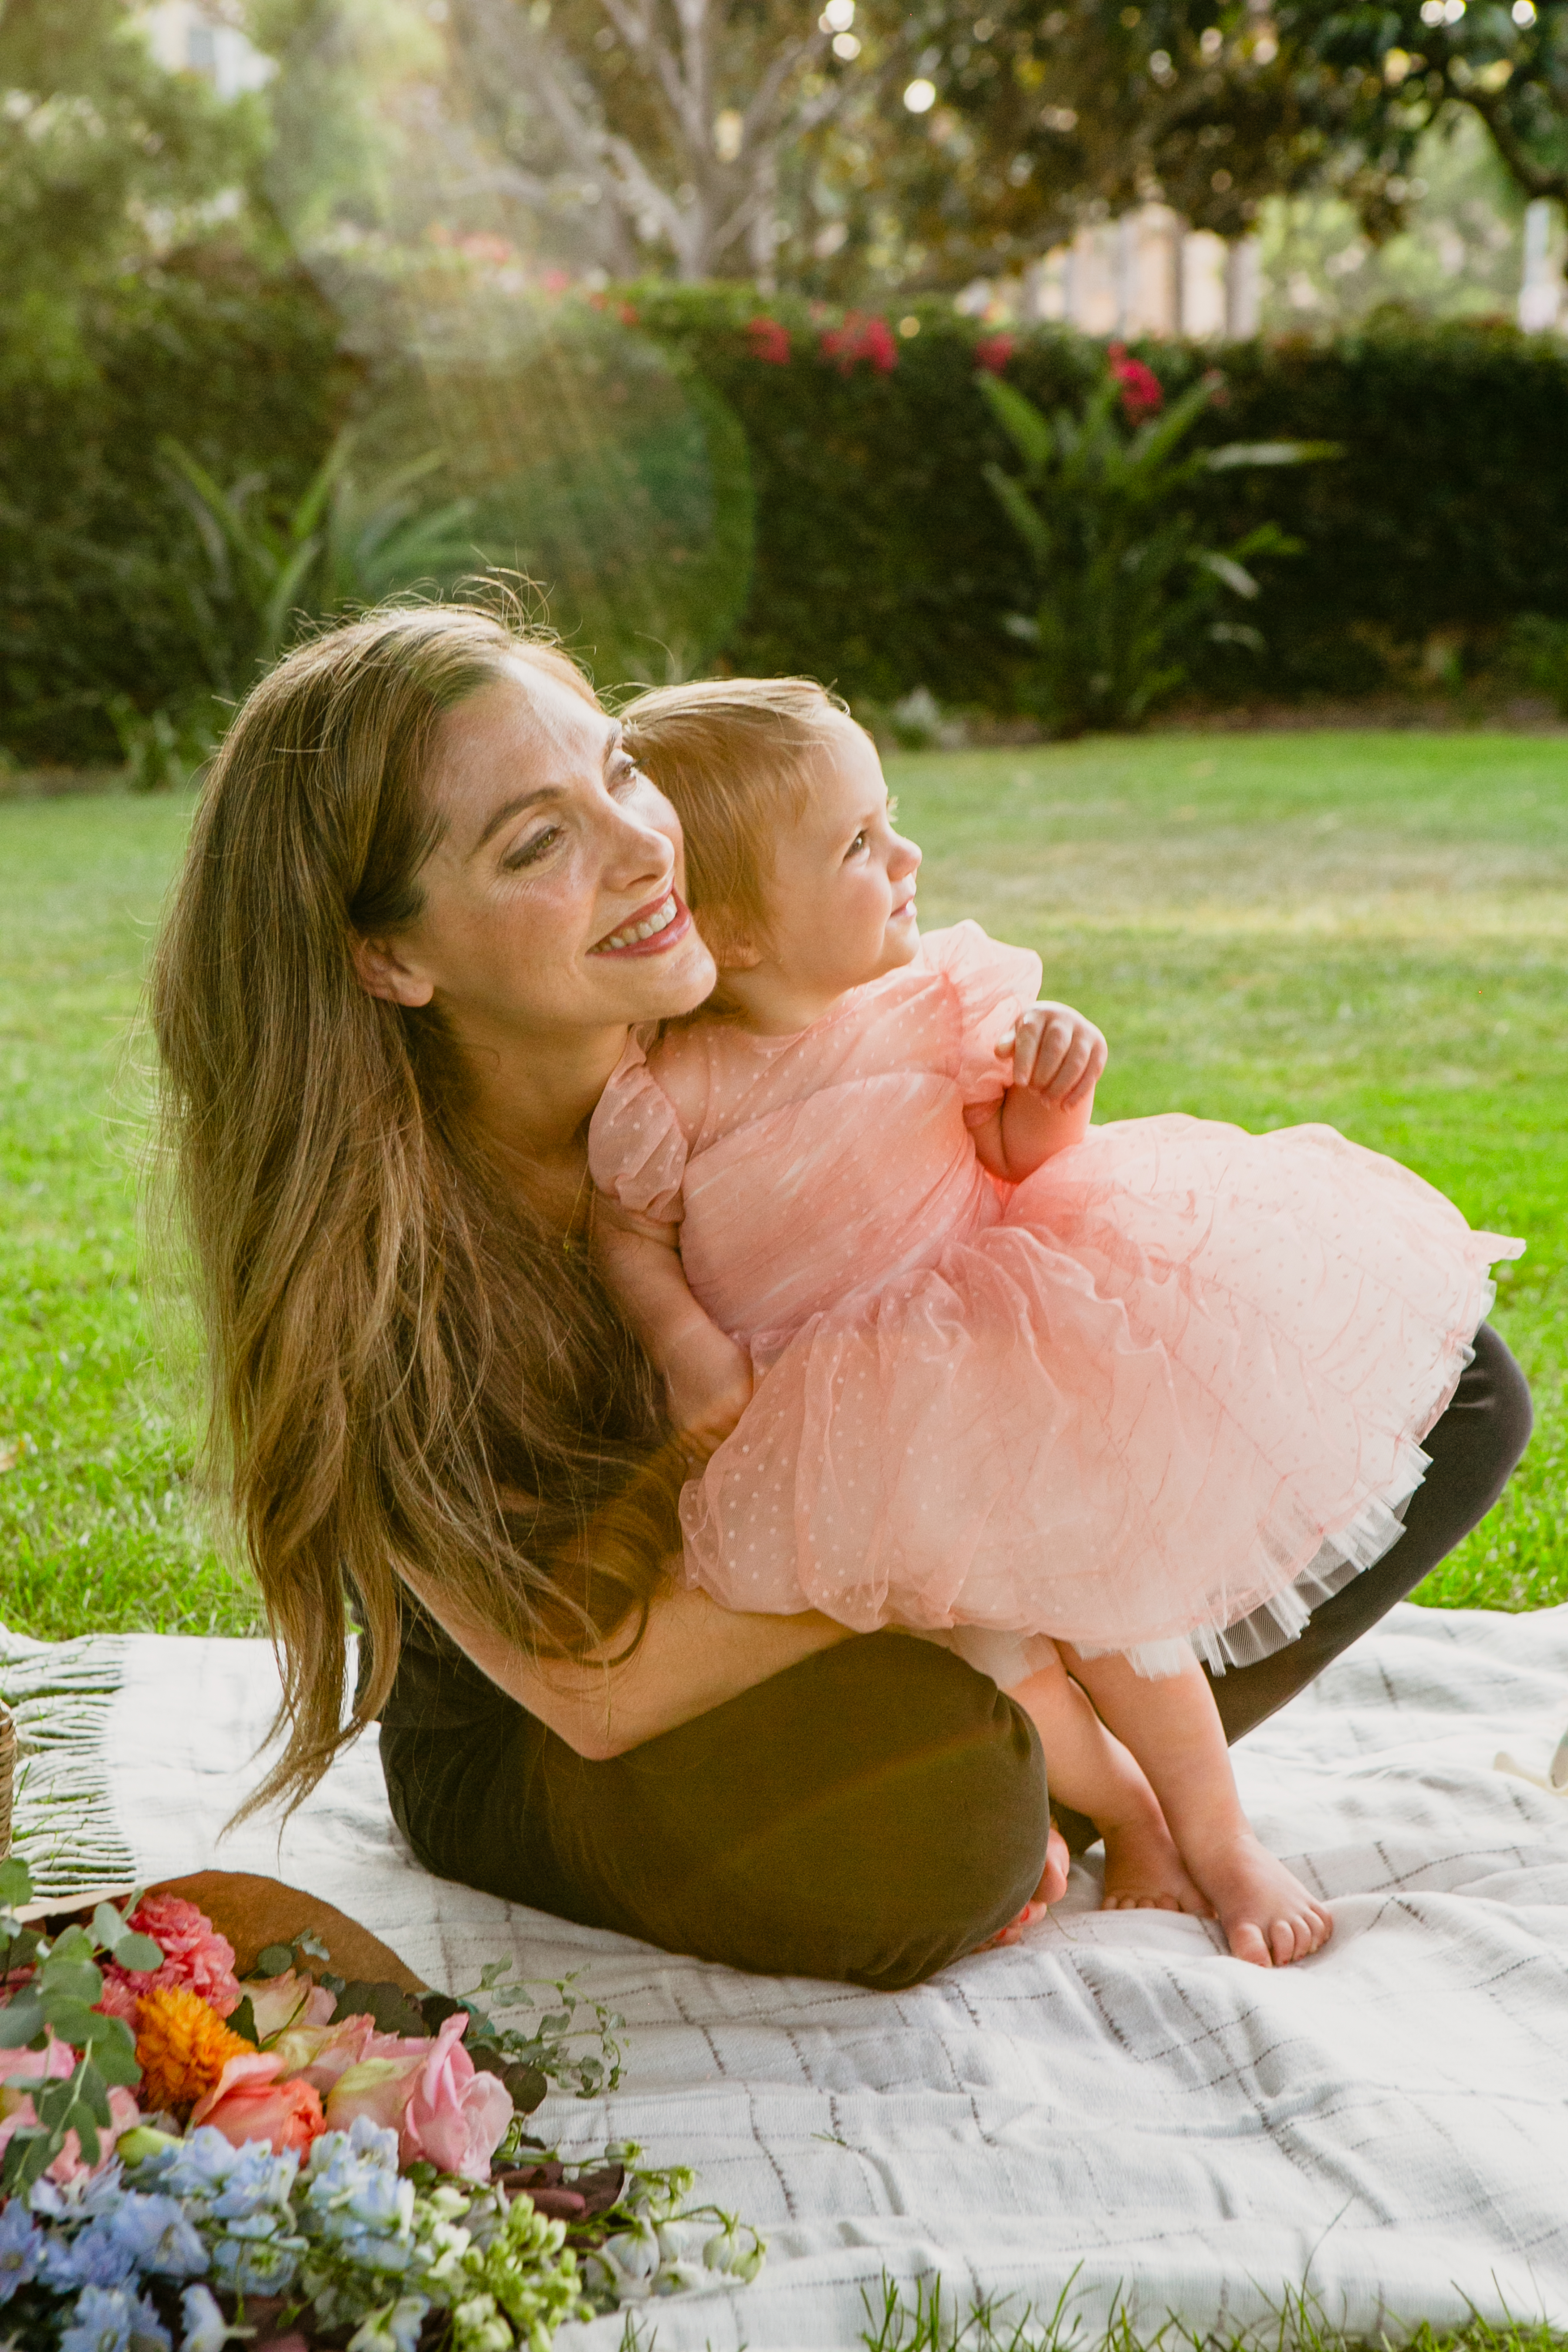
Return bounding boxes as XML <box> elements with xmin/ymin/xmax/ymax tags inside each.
<box><xmin>434</xmin><ymin>0</ymin><xmax>916</xmax><ymax>284</ymax></box>
<box><xmin>0</xmin><ymin>0</ymin><xmax>265</xmax><ymax>375</ymax></box>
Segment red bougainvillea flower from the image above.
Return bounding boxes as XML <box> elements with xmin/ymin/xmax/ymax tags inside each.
<box><xmin>746</xmin><ymin>314</ymin><xmax>791</xmax><ymax>365</ymax></box>
<box><xmin>1107</xmin><ymin>341</ymin><xmax>1164</xmax><ymax>422</ymax></box>
<box><xmin>100</xmin><ymin>1896</ymin><xmax>241</xmax><ymax>2019</ymax></box>
<box><xmin>820</xmin><ymin>312</ymin><xmax>899</xmax><ymax>374</ymax></box>
<box><xmin>974</xmin><ymin>333</ymin><xmax>1017</xmax><ymax>374</ymax></box>
<box><xmin>191</xmin><ymin>2052</ymin><xmax>325</xmax><ymax>2156</ymax></box>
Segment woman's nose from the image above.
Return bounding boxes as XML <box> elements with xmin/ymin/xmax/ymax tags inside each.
<box><xmin>602</xmin><ymin>805</ymin><xmax>675</xmax><ymax>892</ymax></box>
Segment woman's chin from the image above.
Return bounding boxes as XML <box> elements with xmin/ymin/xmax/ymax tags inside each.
<box><xmin>592</xmin><ymin>932</ymin><xmax>717</xmax><ymax>1020</ymax></box>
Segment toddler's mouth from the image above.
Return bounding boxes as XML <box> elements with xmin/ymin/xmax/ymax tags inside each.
<box><xmin>590</xmin><ymin>889</ymin><xmax>692</xmax><ymax>957</ymax></box>
<box><xmin>891</xmin><ymin>894</ymin><xmax>918</xmax><ymax>922</ymax></box>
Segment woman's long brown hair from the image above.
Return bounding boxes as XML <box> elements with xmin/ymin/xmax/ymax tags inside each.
<box><xmin>150</xmin><ymin>604</ymin><xmax>680</xmax><ymax>1817</ymax></box>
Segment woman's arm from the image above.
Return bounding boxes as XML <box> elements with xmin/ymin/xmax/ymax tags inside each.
<box><xmin>406</xmin><ymin>1571</ymin><xmax>858</xmax><ymax>1761</ymax></box>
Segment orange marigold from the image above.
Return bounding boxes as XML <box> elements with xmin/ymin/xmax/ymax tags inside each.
<box><xmin>135</xmin><ymin>1984</ymin><xmax>253</xmax><ymax>2115</ymax></box>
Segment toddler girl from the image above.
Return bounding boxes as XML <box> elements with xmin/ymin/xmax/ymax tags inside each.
<box><xmin>588</xmin><ymin>678</ymin><xmax>1521</xmax><ymax>1967</ymax></box>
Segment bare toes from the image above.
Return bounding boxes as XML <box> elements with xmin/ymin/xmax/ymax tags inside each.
<box><xmin>1230</xmin><ymin>1922</ymin><xmax>1273</xmax><ymax>1967</ymax></box>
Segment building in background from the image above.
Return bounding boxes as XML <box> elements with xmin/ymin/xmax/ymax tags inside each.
<box><xmin>140</xmin><ymin>1</ymin><xmax>274</xmax><ymax>100</ymax></box>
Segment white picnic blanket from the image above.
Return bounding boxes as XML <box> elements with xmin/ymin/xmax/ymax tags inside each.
<box><xmin>73</xmin><ymin>1606</ymin><xmax>1568</xmax><ymax>2344</ymax></box>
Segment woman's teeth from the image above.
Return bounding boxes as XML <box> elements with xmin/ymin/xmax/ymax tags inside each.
<box><xmin>595</xmin><ymin>892</ymin><xmax>679</xmax><ymax>952</ymax></box>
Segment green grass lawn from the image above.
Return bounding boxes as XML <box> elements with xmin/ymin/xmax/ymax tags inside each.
<box><xmin>1</xmin><ymin>729</ymin><xmax>1565</xmax><ymax>1639</ymax></box>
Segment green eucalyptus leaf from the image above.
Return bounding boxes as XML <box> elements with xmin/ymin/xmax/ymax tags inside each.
<box><xmin>111</xmin><ymin>1932</ymin><xmax>164</xmax><ymax>1973</ymax></box>
<box><xmin>0</xmin><ymin>1992</ymin><xmax>46</xmax><ymax>2047</ymax></box>
<box><xmin>37</xmin><ymin>1994</ymin><xmax>102</xmax><ymax>2047</ymax></box>
<box><xmin>252</xmin><ymin>1943</ymin><xmax>295</xmax><ymax>1978</ymax></box>
<box><xmin>45</xmin><ymin>1927</ymin><xmax>96</xmax><ymax>1967</ymax></box>
<box><xmin>292</xmin><ymin>1928</ymin><xmax>332</xmax><ymax>1963</ymax></box>
<box><xmin>37</xmin><ymin>1959</ymin><xmax>103</xmax><ymax>2007</ymax></box>
<box><xmin>228</xmin><ymin>1994</ymin><xmax>260</xmax><ymax>2048</ymax></box>
<box><xmin>0</xmin><ymin>2125</ymin><xmax>57</xmax><ymax>2193</ymax></box>
<box><xmin>0</xmin><ymin>1860</ymin><xmax>32</xmax><ymax>1911</ymax></box>
<box><xmin>82</xmin><ymin>2014</ymin><xmax>140</xmax><ymax>2087</ymax></box>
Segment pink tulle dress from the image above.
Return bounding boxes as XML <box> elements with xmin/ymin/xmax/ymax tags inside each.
<box><xmin>588</xmin><ymin>923</ymin><xmax>1522</xmax><ymax>1678</ymax></box>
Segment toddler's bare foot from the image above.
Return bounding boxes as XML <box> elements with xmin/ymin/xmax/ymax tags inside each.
<box><xmin>973</xmin><ymin>1822</ymin><xmax>1071</xmax><ymax>1953</ymax></box>
<box><xmin>1190</xmin><ymin>1832</ymin><xmax>1332</xmax><ymax>1966</ymax></box>
<box><xmin>1100</xmin><ymin>1814</ymin><xmax>1214</xmax><ymax>1917</ymax></box>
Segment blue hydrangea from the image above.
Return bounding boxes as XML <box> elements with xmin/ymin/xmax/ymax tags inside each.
<box><xmin>206</xmin><ymin>2224</ymin><xmax>304</xmax><ymax>2298</ymax></box>
<box><xmin>103</xmin><ymin>2191</ymin><xmax>208</xmax><ymax>2279</ymax></box>
<box><xmin>124</xmin><ymin>2127</ymin><xmax>299</xmax><ymax>2222</ymax></box>
<box><xmin>39</xmin><ymin>2217</ymin><xmax>140</xmax><ymax>2294</ymax></box>
<box><xmin>304</xmin><ymin>2133</ymin><xmax>417</xmax><ymax>2246</ymax></box>
<box><xmin>0</xmin><ymin>2197</ymin><xmax>43</xmax><ymax>2302</ymax></box>
<box><xmin>59</xmin><ymin>2283</ymin><xmax>171</xmax><ymax>2352</ymax></box>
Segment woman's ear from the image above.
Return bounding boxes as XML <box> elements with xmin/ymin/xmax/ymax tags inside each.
<box><xmin>351</xmin><ymin>933</ymin><xmax>437</xmax><ymax>1008</ymax></box>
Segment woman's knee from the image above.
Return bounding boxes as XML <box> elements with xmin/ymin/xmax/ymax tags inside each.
<box><xmin>635</xmin><ymin>1636</ymin><xmax>1052</xmax><ymax>1988</ymax></box>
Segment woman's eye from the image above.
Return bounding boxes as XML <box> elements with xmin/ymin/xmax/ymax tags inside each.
<box><xmin>504</xmin><ymin>825</ymin><xmax>560</xmax><ymax>870</ymax></box>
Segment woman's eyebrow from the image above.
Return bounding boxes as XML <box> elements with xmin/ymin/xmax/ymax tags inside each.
<box><xmin>470</xmin><ymin>784</ymin><xmax>562</xmax><ymax>856</ymax></box>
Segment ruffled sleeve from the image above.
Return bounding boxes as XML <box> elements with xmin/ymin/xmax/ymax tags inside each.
<box><xmin>921</xmin><ymin>921</ymin><xmax>1044</xmax><ymax>1111</ymax></box>
<box><xmin>587</xmin><ymin>1029</ymin><xmax>690</xmax><ymax>1227</ymax></box>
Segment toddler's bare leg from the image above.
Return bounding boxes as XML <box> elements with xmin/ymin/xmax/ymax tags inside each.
<box><xmin>1007</xmin><ymin>1649</ymin><xmax>1211</xmax><ymax>1916</ymax></box>
<box><xmin>1059</xmin><ymin>1644</ymin><xmax>1333</xmax><ymax>1967</ymax></box>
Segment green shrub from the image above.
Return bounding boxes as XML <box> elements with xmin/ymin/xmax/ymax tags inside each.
<box><xmin>0</xmin><ymin>251</ymin><xmax>350</xmax><ymax>765</ymax></box>
<box><xmin>980</xmin><ymin>364</ymin><xmax>1332</xmax><ymax>733</ymax></box>
<box><xmin>4</xmin><ymin>266</ymin><xmax>1567</xmax><ymax>761</ymax></box>
<box><xmin>623</xmin><ymin>287</ymin><xmax>1568</xmax><ymax>710</ymax></box>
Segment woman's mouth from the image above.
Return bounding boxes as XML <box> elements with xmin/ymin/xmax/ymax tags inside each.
<box><xmin>590</xmin><ymin>889</ymin><xmax>692</xmax><ymax>957</ymax></box>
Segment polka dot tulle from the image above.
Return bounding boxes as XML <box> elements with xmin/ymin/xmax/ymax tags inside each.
<box><xmin>589</xmin><ymin>924</ymin><xmax>1523</xmax><ymax>1677</ymax></box>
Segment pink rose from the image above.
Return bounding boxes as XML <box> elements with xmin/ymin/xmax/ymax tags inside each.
<box><xmin>242</xmin><ymin>1971</ymin><xmax>337</xmax><ymax>2040</ymax></box>
<box><xmin>270</xmin><ymin>2013</ymin><xmax>375</xmax><ymax>2094</ymax></box>
<box><xmin>398</xmin><ymin>2013</ymin><xmax>514</xmax><ymax>2183</ymax></box>
<box><xmin>100</xmin><ymin>1896</ymin><xmax>241</xmax><ymax>2019</ymax></box>
<box><xmin>191</xmin><ymin>2052</ymin><xmax>324</xmax><ymax>2155</ymax></box>
<box><xmin>323</xmin><ymin>2052</ymin><xmax>428</xmax><ymax>2138</ymax></box>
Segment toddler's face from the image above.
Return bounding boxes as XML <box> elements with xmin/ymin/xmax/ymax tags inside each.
<box><xmin>763</xmin><ymin>720</ymin><xmax>922</xmax><ymax>995</ymax></box>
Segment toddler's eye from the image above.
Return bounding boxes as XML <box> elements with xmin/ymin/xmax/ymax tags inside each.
<box><xmin>846</xmin><ymin>831</ymin><xmax>868</xmax><ymax>857</ymax></box>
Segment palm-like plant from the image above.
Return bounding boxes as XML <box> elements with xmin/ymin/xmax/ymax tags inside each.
<box><xmin>159</xmin><ymin>429</ymin><xmax>479</xmax><ymax>691</ymax></box>
<box><xmin>980</xmin><ymin>367</ymin><xmax>1336</xmax><ymax>737</ymax></box>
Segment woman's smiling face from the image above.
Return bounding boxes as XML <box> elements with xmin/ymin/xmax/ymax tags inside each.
<box><xmin>361</xmin><ymin>658</ymin><xmax>718</xmax><ymax>1041</ymax></box>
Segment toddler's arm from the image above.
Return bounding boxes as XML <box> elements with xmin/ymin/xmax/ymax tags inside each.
<box><xmin>593</xmin><ymin>1200</ymin><xmax>754</xmax><ymax>1460</ymax></box>
<box><xmin>969</xmin><ymin>1001</ymin><xmax>1106</xmax><ymax>1184</ymax></box>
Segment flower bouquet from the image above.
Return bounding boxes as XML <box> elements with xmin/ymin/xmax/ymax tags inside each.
<box><xmin>0</xmin><ymin>1857</ymin><xmax>763</xmax><ymax>2350</ymax></box>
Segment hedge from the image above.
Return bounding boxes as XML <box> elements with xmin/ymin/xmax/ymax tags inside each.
<box><xmin>3</xmin><ymin>260</ymin><xmax>1566</xmax><ymax>763</ymax></box>
<box><xmin>624</xmin><ymin>284</ymin><xmax>1568</xmax><ymax>709</ymax></box>
<box><xmin>0</xmin><ymin>251</ymin><xmax>348</xmax><ymax>766</ymax></box>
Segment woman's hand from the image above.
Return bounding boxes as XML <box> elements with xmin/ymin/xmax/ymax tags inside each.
<box><xmin>996</xmin><ymin>1001</ymin><xmax>1107</xmax><ymax>1108</ymax></box>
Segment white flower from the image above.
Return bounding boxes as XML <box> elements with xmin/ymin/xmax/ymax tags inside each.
<box><xmin>177</xmin><ymin>2286</ymin><xmax>240</xmax><ymax>2352</ymax></box>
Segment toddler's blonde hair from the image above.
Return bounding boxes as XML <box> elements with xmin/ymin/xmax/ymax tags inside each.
<box><xmin>621</xmin><ymin>676</ymin><xmax>855</xmax><ymax>946</ymax></box>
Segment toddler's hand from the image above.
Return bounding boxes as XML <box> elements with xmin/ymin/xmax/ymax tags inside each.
<box><xmin>664</xmin><ymin>1323</ymin><xmax>755</xmax><ymax>1465</ymax></box>
<box><xmin>996</xmin><ymin>1001</ymin><xmax>1107</xmax><ymax>1108</ymax></box>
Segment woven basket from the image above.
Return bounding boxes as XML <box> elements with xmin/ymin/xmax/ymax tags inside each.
<box><xmin>0</xmin><ymin>1701</ymin><xmax>14</xmax><ymax>1860</ymax></box>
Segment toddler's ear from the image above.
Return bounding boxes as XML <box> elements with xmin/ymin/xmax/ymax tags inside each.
<box><xmin>695</xmin><ymin>907</ymin><xmax>763</xmax><ymax>971</ymax></box>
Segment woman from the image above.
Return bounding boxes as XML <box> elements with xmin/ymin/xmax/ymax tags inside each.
<box><xmin>151</xmin><ymin>602</ymin><xmax>1532</xmax><ymax>1990</ymax></box>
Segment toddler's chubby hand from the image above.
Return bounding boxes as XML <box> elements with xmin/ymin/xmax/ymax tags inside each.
<box><xmin>995</xmin><ymin>1001</ymin><xmax>1108</xmax><ymax>1108</ymax></box>
<box><xmin>664</xmin><ymin>1323</ymin><xmax>755</xmax><ymax>1465</ymax></box>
